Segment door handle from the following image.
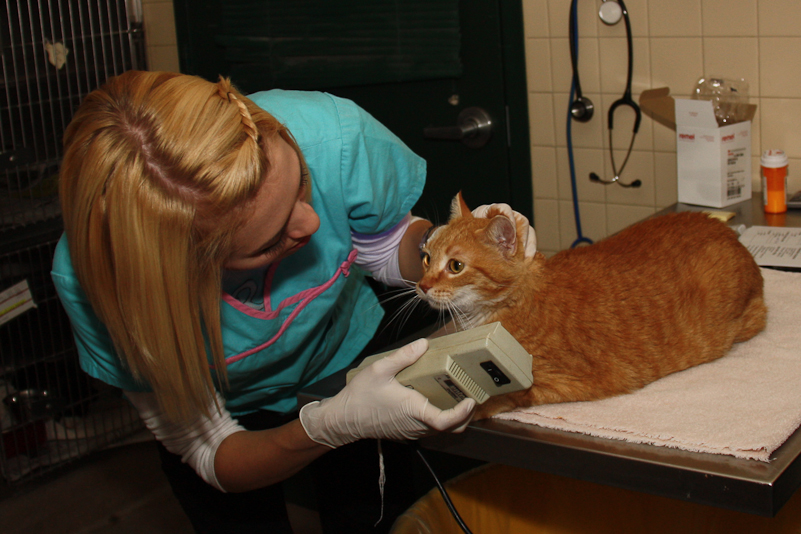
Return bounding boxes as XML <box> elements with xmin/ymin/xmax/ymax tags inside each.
<box><xmin>424</xmin><ymin>107</ymin><xmax>492</xmax><ymax>149</ymax></box>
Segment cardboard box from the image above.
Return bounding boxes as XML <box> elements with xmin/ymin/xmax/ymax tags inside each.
<box><xmin>640</xmin><ymin>87</ymin><xmax>757</xmax><ymax>208</ymax></box>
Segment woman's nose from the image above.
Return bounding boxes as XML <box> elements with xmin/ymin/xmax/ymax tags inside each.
<box><xmin>287</xmin><ymin>200</ymin><xmax>320</xmax><ymax>239</ymax></box>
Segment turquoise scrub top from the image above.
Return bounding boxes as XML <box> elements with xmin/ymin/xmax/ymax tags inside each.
<box><xmin>51</xmin><ymin>90</ymin><xmax>426</xmax><ymax>415</ymax></box>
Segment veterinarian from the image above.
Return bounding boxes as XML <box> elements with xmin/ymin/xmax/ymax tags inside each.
<box><xmin>51</xmin><ymin>70</ymin><xmax>515</xmax><ymax>533</ymax></box>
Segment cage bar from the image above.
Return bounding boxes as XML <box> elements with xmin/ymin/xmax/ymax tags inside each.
<box><xmin>0</xmin><ymin>0</ymin><xmax>147</xmax><ymax>486</ymax></box>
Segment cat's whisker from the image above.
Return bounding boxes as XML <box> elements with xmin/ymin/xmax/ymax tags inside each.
<box><xmin>445</xmin><ymin>301</ymin><xmax>471</xmax><ymax>332</ymax></box>
<box><xmin>437</xmin><ymin>307</ymin><xmax>451</xmax><ymax>332</ymax></box>
<box><xmin>382</xmin><ymin>297</ymin><xmax>416</xmax><ymax>331</ymax></box>
<box><xmin>444</xmin><ymin>304</ymin><xmax>460</xmax><ymax>331</ymax></box>
<box><xmin>378</xmin><ymin>289</ymin><xmax>426</xmax><ymax>339</ymax></box>
<box><xmin>395</xmin><ymin>297</ymin><xmax>423</xmax><ymax>335</ymax></box>
<box><xmin>375</xmin><ymin>287</ymin><xmax>417</xmax><ymax>307</ymax></box>
<box><xmin>364</xmin><ymin>285</ymin><xmax>419</xmax><ymax>317</ymax></box>
<box><xmin>415</xmin><ymin>296</ymin><xmax>453</xmax><ymax>334</ymax></box>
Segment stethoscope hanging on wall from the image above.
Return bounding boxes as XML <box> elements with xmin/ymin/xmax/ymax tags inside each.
<box><xmin>568</xmin><ymin>0</ymin><xmax>593</xmax><ymax>123</ymax></box>
<box><xmin>570</xmin><ymin>0</ymin><xmax>642</xmax><ymax>188</ymax></box>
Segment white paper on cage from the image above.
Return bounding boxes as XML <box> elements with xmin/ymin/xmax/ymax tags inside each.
<box><xmin>0</xmin><ymin>279</ymin><xmax>37</xmax><ymax>327</ymax></box>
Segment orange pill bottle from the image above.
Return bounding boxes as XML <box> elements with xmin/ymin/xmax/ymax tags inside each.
<box><xmin>761</xmin><ymin>149</ymin><xmax>788</xmax><ymax>214</ymax></box>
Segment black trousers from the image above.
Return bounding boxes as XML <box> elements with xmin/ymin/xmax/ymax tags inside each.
<box><xmin>156</xmin><ymin>410</ymin><xmax>295</xmax><ymax>534</ymax></box>
<box><xmin>156</xmin><ymin>410</ymin><xmax>439</xmax><ymax>534</ymax></box>
<box><xmin>157</xmin><ymin>291</ymin><xmax>479</xmax><ymax>533</ymax></box>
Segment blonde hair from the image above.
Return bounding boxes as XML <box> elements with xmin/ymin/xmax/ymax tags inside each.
<box><xmin>59</xmin><ymin>71</ymin><xmax>302</xmax><ymax>422</ymax></box>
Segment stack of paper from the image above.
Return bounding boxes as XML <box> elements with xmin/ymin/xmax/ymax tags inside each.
<box><xmin>738</xmin><ymin>226</ymin><xmax>801</xmax><ymax>269</ymax></box>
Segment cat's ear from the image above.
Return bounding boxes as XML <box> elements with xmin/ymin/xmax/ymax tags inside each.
<box><xmin>485</xmin><ymin>215</ymin><xmax>517</xmax><ymax>258</ymax></box>
<box><xmin>449</xmin><ymin>191</ymin><xmax>473</xmax><ymax>222</ymax></box>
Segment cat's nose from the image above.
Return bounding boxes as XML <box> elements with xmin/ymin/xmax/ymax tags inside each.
<box><xmin>418</xmin><ymin>281</ymin><xmax>431</xmax><ymax>294</ymax></box>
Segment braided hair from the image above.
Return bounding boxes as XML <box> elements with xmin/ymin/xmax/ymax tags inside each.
<box><xmin>59</xmin><ymin>71</ymin><xmax>296</xmax><ymax>422</ymax></box>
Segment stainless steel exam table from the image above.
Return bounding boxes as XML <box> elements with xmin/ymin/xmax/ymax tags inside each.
<box><xmin>299</xmin><ymin>194</ymin><xmax>801</xmax><ymax>517</ymax></box>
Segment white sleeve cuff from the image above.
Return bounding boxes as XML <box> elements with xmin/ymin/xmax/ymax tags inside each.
<box><xmin>352</xmin><ymin>213</ymin><xmax>424</xmax><ymax>287</ymax></box>
<box><xmin>124</xmin><ymin>390</ymin><xmax>245</xmax><ymax>492</ymax></box>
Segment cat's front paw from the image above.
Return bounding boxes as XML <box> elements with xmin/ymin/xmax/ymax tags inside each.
<box><xmin>473</xmin><ymin>397</ymin><xmax>513</xmax><ymax>420</ymax></box>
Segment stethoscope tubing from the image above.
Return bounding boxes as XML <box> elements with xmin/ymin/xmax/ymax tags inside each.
<box><xmin>597</xmin><ymin>0</ymin><xmax>642</xmax><ymax>187</ymax></box>
<box><xmin>607</xmin><ymin>0</ymin><xmax>641</xmax><ymax>135</ymax></box>
<box><xmin>569</xmin><ymin>0</ymin><xmax>594</xmax><ymax>122</ymax></box>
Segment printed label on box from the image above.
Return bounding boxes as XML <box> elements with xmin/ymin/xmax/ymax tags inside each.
<box><xmin>726</xmin><ymin>147</ymin><xmax>749</xmax><ymax>201</ymax></box>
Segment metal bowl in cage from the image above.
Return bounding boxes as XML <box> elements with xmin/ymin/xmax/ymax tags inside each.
<box><xmin>3</xmin><ymin>389</ymin><xmax>66</xmax><ymax>423</ymax></box>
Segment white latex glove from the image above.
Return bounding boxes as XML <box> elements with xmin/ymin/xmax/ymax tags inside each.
<box><xmin>299</xmin><ymin>339</ymin><xmax>476</xmax><ymax>448</ymax></box>
<box><xmin>472</xmin><ymin>203</ymin><xmax>537</xmax><ymax>258</ymax></box>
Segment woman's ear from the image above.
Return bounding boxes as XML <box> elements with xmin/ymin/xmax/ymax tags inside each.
<box><xmin>485</xmin><ymin>215</ymin><xmax>517</xmax><ymax>258</ymax></box>
<box><xmin>449</xmin><ymin>191</ymin><xmax>473</xmax><ymax>222</ymax></box>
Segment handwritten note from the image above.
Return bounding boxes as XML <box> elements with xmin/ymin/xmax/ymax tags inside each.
<box><xmin>739</xmin><ymin>226</ymin><xmax>801</xmax><ymax>269</ymax></box>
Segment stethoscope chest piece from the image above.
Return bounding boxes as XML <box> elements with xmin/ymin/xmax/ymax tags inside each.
<box><xmin>570</xmin><ymin>96</ymin><xmax>594</xmax><ymax>123</ymax></box>
<box><xmin>599</xmin><ymin>0</ymin><xmax>623</xmax><ymax>25</ymax></box>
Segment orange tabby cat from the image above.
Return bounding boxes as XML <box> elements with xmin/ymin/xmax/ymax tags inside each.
<box><xmin>417</xmin><ymin>193</ymin><xmax>767</xmax><ymax>419</ymax></box>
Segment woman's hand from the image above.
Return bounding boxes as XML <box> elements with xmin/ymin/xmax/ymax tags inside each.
<box><xmin>299</xmin><ymin>339</ymin><xmax>476</xmax><ymax>448</ymax></box>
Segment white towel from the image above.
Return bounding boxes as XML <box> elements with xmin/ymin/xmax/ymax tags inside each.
<box><xmin>495</xmin><ymin>268</ymin><xmax>801</xmax><ymax>462</ymax></box>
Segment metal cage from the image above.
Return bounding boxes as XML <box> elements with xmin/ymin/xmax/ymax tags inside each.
<box><xmin>1</xmin><ymin>0</ymin><xmax>147</xmax><ymax>485</ymax></box>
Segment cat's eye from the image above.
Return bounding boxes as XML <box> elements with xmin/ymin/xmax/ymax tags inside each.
<box><xmin>422</xmin><ymin>253</ymin><xmax>430</xmax><ymax>268</ymax></box>
<box><xmin>448</xmin><ymin>259</ymin><xmax>464</xmax><ymax>273</ymax></box>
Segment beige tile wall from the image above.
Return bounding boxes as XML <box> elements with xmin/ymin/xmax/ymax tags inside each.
<box><xmin>524</xmin><ymin>0</ymin><xmax>801</xmax><ymax>255</ymax></box>
<box><xmin>142</xmin><ymin>0</ymin><xmax>801</xmax><ymax>254</ymax></box>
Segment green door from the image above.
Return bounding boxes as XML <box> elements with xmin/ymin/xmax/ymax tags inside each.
<box><xmin>174</xmin><ymin>0</ymin><xmax>531</xmax><ymax>226</ymax></box>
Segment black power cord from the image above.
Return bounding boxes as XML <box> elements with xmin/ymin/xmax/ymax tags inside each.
<box><xmin>414</xmin><ymin>447</ymin><xmax>475</xmax><ymax>534</ymax></box>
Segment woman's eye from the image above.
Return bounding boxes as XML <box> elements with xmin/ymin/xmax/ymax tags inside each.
<box><xmin>422</xmin><ymin>253</ymin><xmax>430</xmax><ymax>268</ymax></box>
<box><xmin>448</xmin><ymin>259</ymin><xmax>464</xmax><ymax>273</ymax></box>
<box><xmin>260</xmin><ymin>235</ymin><xmax>286</xmax><ymax>256</ymax></box>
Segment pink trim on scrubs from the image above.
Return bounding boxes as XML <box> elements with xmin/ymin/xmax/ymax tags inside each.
<box><xmin>221</xmin><ymin>249</ymin><xmax>359</xmax><ymax>365</ymax></box>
